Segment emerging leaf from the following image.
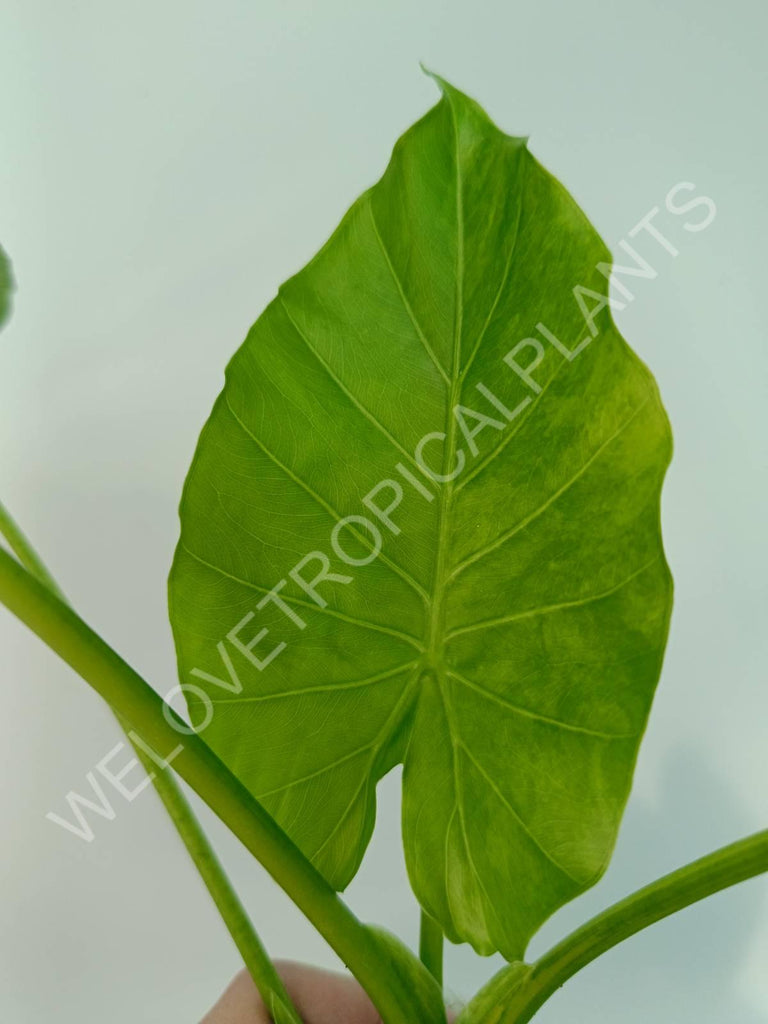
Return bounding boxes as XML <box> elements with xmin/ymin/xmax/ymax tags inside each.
<box><xmin>169</xmin><ymin>74</ymin><xmax>673</xmax><ymax>959</ymax></box>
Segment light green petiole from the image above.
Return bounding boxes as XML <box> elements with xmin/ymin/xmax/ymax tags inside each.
<box><xmin>419</xmin><ymin>909</ymin><xmax>444</xmax><ymax>987</ymax></box>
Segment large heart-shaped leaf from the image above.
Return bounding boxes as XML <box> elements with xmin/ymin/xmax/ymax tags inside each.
<box><xmin>169</xmin><ymin>74</ymin><xmax>672</xmax><ymax>960</ymax></box>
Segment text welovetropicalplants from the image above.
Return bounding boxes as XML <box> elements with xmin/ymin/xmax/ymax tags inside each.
<box><xmin>1</xmin><ymin>73</ymin><xmax>765</xmax><ymax>1024</ymax></box>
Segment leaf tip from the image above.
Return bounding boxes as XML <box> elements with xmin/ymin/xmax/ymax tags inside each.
<box><xmin>419</xmin><ymin>64</ymin><xmax>457</xmax><ymax>101</ymax></box>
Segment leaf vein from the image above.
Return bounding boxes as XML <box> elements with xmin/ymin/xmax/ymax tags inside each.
<box><xmin>458</xmin><ymin>741</ymin><xmax>582</xmax><ymax>884</ymax></box>
<box><xmin>446</xmin><ymin>669</ymin><xmax>636</xmax><ymax>739</ymax></box>
<box><xmin>310</xmin><ymin>674</ymin><xmax>417</xmax><ymax>861</ymax></box>
<box><xmin>180</xmin><ymin>541</ymin><xmax>424</xmax><ymax>649</ymax></box>
<box><xmin>459</xmin><ymin>149</ymin><xmax>529</xmax><ymax>382</ymax></box>
<box><xmin>278</xmin><ymin>292</ymin><xmax>424</xmax><ymax>472</ymax></box>
<box><xmin>194</xmin><ymin>662</ymin><xmax>420</xmax><ymax>706</ymax></box>
<box><xmin>450</xmin><ymin>395</ymin><xmax>652</xmax><ymax>579</ymax></box>
<box><xmin>455</xmin><ymin>351</ymin><xmax>571</xmax><ymax>494</ymax></box>
<box><xmin>368</xmin><ymin>199</ymin><xmax>451</xmax><ymax>386</ymax></box>
<box><xmin>223</xmin><ymin>396</ymin><xmax>429</xmax><ymax>603</ymax></box>
<box><xmin>255</xmin><ymin>744</ymin><xmax>373</xmax><ymax>799</ymax></box>
<box><xmin>447</xmin><ymin>556</ymin><xmax>661</xmax><ymax>639</ymax></box>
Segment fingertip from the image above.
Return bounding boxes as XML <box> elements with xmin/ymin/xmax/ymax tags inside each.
<box><xmin>200</xmin><ymin>969</ymin><xmax>269</xmax><ymax>1024</ymax></box>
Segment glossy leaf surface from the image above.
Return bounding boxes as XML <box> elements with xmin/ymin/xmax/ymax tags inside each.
<box><xmin>169</xmin><ymin>76</ymin><xmax>673</xmax><ymax>959</ymax></box>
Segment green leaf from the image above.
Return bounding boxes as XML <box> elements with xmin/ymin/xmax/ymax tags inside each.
<box><xmin>0</xmin><ymin>245</ymin><xmax>13</xmax><ymax>330</ymax></box>
<box><xmin>169</xmin><ymin>73</ymin><xmax>673</xmax><ymax>960</ymax></box>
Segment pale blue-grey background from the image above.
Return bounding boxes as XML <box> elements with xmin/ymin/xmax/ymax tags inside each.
<box><xmin>0</xmin><ymin>1</ymin><xmax>766</xmax><ymax>1021</ymax></box>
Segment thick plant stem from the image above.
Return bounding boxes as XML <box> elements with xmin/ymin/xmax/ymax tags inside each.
<box><xmin>0</xmin><ymin>547</ymin><xmax>418</xmax><ymax>1024</ymax></box>
<box><xmin>0</xmin><ymin>501</ymin><xmax>301</xmax><ymax>1023</ymax></box>
<box><xmin>419</xmin><ymin>910</ymin><xmax>444</xmax><ymax>987</ymax></box>
<box><xmin>501</xmin><ymin>828</ymin><xmax>768</xmax><ymax>1024</ymax></box>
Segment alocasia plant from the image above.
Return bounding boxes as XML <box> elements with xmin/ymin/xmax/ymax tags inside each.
<box><xmin>0</xmin><ymin>73</ymin><xmax>765</xmax><ymax>1024</ymax></box>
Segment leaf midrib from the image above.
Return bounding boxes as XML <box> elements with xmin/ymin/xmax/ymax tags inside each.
<box><xmin>425</xmin><ymin>92</ymin><xmax>465</xmax><ymax>665</ymax></box>
<box><xmin>421</xmin><ymin>91</ymin><xmax>500</xmax><ymax>940</ymax></box>
<box><xmin>416</xmin><ymin>98</ymin><xmax>586</xmax><ymax>921</ymax></box>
